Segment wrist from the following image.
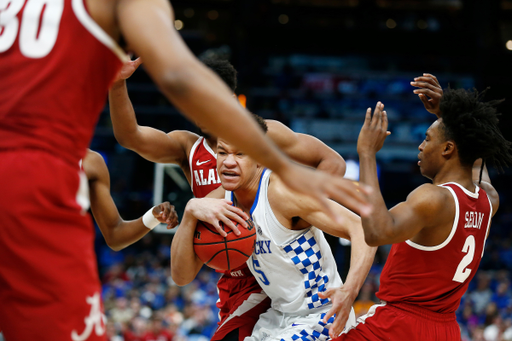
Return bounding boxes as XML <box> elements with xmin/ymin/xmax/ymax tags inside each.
<box><xmin>142</xmin><ymin>206</ymin><xmax>160</xmax><ymax>230</ymax></box>
<box><xmin>111</xmin><ymin>79</ymin><xmax>127</xmax><ymax>90</ymax></box>
<box><xmin>185</xmin><ymin>198</ymin><xmax>198</xmax><ymax>214</ymax></box>
<box><xmin>340</xmin><ymin>284</ymin><xmax>360</xmax><ymax>300</ymax></box>
<box><xmin>358</xmin><ymin>151</ymin><xmax>377</xmax><ymax>159</ymax></box>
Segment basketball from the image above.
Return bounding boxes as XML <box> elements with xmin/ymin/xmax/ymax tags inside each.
<box><xmin>193</xmin><ymin>219</ymin><xmax>256</xmax><ymax>271</ymax></box>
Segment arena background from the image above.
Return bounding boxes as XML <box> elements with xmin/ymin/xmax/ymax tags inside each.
<box><xmin>37</xmin><ymin>1</ymin><xmax>512</xmax><ymax>341</ymax></box>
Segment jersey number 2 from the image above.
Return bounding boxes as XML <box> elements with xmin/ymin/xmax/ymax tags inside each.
<box><xmin>0</xmin><ymin>0</ymin><xmax>64</xmax><ymax>58</ymax></box>
<box><xmin>452</xmin><ymin>235</ymin><xmax>476</xmax><ymax>283</ymax></box>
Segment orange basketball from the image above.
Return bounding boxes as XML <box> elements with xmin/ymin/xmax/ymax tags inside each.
<box><xmin>193</xmin><ymin>219</ymin><xmax>256</xmax><ymax>271</ymax></box>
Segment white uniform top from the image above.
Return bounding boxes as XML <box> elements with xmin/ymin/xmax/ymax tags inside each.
<box><xmin>225</xmin><ymin>169</ymin><xmax>343</xmax><ymax>316</ymax></box>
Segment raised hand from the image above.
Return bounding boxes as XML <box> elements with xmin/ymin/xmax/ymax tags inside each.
<box><xmin>113</xmin><ymin>57</ymin><xmax>143</xmax><ymax>83</ymax></box>
<box><xmin>152</xmin><ymin>202</ymin><xmax>179</xmax><ymax>229</ymax></box>
<box><xmin>411</xmin><ymin>73</ymin><xmax>443</xmax><ymax>117</ymax></box>
<box><xmin>186</xmin><ymin>198</ymin><xmax>250</xmax><ymax>237</ymax></box>
<box><xmin>319</xmin><ymin>286</ymin><xmax>358</xmax><ymax>338</ymax></box>
<box><xmin>357</xmin><ymin>102</ymin><xmax>391</xmax><ymax>157</ymax></box>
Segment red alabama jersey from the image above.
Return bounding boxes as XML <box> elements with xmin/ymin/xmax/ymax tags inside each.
<box><xmin>0</xmin><ymin>0</ymin><xmax>126</xmax><ymax>166</ymax></box>
<box><xmin>377</xmin><ymin>182</ymin><xmax>492</xmax><ymax>313</ymax></box>
<box><xmin>189</xmin><ymin>137</ymin><xmax>221</xmax><ymax>198</ymax></box>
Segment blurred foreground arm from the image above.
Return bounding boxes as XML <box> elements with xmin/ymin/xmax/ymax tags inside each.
<box><xmin>115</xmin><ymin>0</ymin><xmax>369</xmax><ymax>219</ymax></box>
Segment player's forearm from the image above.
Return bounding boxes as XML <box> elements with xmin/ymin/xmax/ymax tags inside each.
<box><xmin>343</xmin><ymin>232</ymin><xmax>377</xmax><ymax>297</ymax></box>
<box><xmin>100</xmin><ymin>218</ymin><xmax>152</xmax><ymax>251</ymax></box>
<box><xmin>472</xmin><ymin>158</ymin><xmax>491</xmax><ymax>184</ymax></box>
<box><xmin>358</xmin><ymin>153</ymin><xmax>396</xmax><ymax>246</ymax></box>
<box><xmin>170</xmin><ymin>206</ymin><xmax>203</xmax><ymax>286</ymax></box>
<box><xmin>109</xmin><ymin>80</ymin><xmax>142</xmax><ymax>148</ymax></box>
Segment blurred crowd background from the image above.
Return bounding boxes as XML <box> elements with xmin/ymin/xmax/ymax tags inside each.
<box><xmin>54</xmin><ymin>1</ymin><xmax>512</xmax><ymax>341</ymax></box>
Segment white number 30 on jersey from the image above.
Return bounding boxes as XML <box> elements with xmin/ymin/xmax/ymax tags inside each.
<box><xmin>0</xmin><ymin>0</ymin><xmax>63</xmax><ymax>58</ymax></box>
<box><xmin>452</xmin><ymin>235</ymin><xmax>476</xmax><ymax>283</ymax></box>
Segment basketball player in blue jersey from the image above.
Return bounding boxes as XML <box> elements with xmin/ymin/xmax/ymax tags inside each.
<box><xmin>171</xmin><ymin>119</ymin><xmax>376</xmax><ymax>340</ymax></box>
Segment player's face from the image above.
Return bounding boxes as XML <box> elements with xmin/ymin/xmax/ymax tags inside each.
<box><xmin>217</xmin><ymin>139</ymin><xmax>261</xmax><ymax>192</ymax></box>
<box><xmin>417</xmin><ymin>119</ymin><xmax>446</xmax><ymax>180</ymax></box>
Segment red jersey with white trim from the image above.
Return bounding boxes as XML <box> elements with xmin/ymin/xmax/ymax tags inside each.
<box><xmin>0</xmin><ymin>0</ymin><xmax>126</xmax><ymax>166</ymax></box>
<box><xmin>189</xmin><ymin>137</ymin><xmax>222</xmax><ymax>198</ymax></box>
<box><xmin>377</xmin><ymin>182</ymin><xmax>492</xmax><ymax>313</ymax></box>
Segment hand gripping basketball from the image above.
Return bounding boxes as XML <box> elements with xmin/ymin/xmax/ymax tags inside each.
<box><xmin>193</xmin><ymin>218</ymin><xmax>256</xmax><ymax>271</ymax></box>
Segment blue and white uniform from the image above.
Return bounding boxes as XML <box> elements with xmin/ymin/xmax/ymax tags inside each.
<box><xmin>225</xmin><ymin>169</ymin><xmax>356</xmax><ymax>341</ymax></box>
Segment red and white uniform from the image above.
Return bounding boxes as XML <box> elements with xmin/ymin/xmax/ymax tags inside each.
<box><xmin>189</xmin><ymin>137</ymin><xmax>222</xmax><ymax>198</ymax></box>
<box><xmin>0</xmin><ymin>0</ymin><xmax>126</xmax><ymax>340</ymax></box>
<box><xmin>189</xmin><ymin>137</ymin><xmax>271</xmax><ymax>341</ymax></box>
<box><xmin>338</xmin><ymin>182</ymin><xmax>492</xmax><ymax>341</ymax></box>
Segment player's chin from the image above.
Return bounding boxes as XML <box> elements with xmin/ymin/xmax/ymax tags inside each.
<box><xmin>220</xmin><ymin>178</ymin><xmax>240</xmax><ymax>191</ymax></box>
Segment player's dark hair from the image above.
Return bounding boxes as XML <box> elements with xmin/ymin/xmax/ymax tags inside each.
<box><xmin>252</xmin><ymin>114</ymin><xmax>268</xmax><ymax>133</ymax></box>
<box><xmin>439</xmin><ymin>88</ymin><xmax>512</xmax><ymax>175</ymax></box>
<box><xmin>202</xmin><ymin>57</ymin><xmax>237</xmax><ymax>92</ymax></box>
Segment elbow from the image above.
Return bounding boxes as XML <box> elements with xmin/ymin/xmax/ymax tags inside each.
<box><xmin>364</xmin><ymin>236</ymin><xmax>381</xmax><ymax>247</ymax></box>
<box><xmin>113</xmin><ymin>130</ymin><xmax>137</xmax><ymax>150</ymax></box>
<box><xmin>171</xmin><ymin>269</ymin><xmax>192</xmax><ymax>287</ymax></box>
<box><xmin>105</xmin><ymin>239</ymin><xmax>124</xmax><ymax>252</ymax></box>
<box><xmin>363</xmin><ymin>231</ymin><xmax>384</xmax><ymax>247</ymax></box>
<box><xmin>363</xmin><ymin>228</ymin><xmax>395</xmax><ymax>247</ymax></box>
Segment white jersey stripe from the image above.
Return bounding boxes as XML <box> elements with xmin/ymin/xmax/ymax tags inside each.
<box><xmin>405</xmin><ymin>185</ymin><xmax>460</xmax><ymax>251</ymax></box>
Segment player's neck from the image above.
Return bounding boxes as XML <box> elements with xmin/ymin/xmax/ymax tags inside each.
<box><xmin>432</xmin><ymin>163</ymin><xmax>475</xmax><ymax>190</ymax></box>
<box><xmin>233</xmin><ymin>168</ymin><xmax>264</xmax><ymax>214</ymax></box>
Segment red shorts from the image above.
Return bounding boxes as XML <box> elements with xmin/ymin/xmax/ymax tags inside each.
<box><xmin>0</xmin><ymin>150</ymin><xmax>106</xmax><ymax>341</ymax></box>
<box><xmin>211</xmin><ymin>266</ymin><xmax>271</xmax><ymax>341</ymax></box>
<box><xmin>335</xmin><ymin>302</ymin><xmax>460</xmax><ymax>341</ymax></box>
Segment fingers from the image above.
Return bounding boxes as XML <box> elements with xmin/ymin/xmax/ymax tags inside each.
<box><xmin>330</xmin><ymin>312</ymin><xmax>349</xmax><ymax>338</ymax></box>
<box><xmin>418</xmin><ymin>93</ymin><xmax>431</xmax><ymax>108</ymax></box>
<box><xmin>212</xmin><ymin>220</ymin><xmax>227</xmax><ymax>237</ymax></box>
<box><xmin>133</xmin><ymin>57</ymin><xmax>143</xmax><ymax>67</ymax></box>
<box><xmin>382</xmin><ymin>109</ymin><xmax>388</xmax><ymax>132</ymax></box>
<box><xmin>218</xmin><ymin>213</ymin><xmax>242</xmax><ymax>236</ymax></box>
<box><xmin>421</xmin><ymin>73</ymin><xmax>440</xmax><ymax>87</ymax></box>
<box><xmin>363</xmin><ymin>107</ymin><xmax>371</xmax><ymax>127</ymax></box>
<box><xmin>326</xmin><ymin>179</ymin><xmax>372</xmax><ymax>218</ymax></box>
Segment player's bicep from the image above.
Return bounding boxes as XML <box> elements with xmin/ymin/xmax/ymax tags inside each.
<box><xmin>386</xmin><ymin>187</ymin><xmax>442</xmax><ymax>242</ymax></box>
<box><xmin>129</xmin><ymin>128</ymin><xmax>190</xmax><ymax>164</ymax></box>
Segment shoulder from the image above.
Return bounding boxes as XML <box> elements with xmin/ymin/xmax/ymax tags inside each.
<box><xmin>265</xmin><ymin>120</ymin><xmax>296</xmax><ymax>146</ymax></box>
<box><xmin>167</xmin><ymin>130</ymin><xmax>201</xmax><ymax>161</ymax></box>
<box><xmin>405</xmin><ymin>183</ymin><xmax>451</xmax><ymax>212</ymax></box>
<box><xmin>167</xmin><ymin>130</ymin><xmax>200</xmax><ymax>148</ymax></box>
<box><xmin>477</xmin><ymin>181</ymin><xmax>499</xmax><ymax>216</ymax></box>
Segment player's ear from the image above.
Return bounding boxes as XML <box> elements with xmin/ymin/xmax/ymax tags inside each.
<box><xmin>442</xmin><ymin>141</ymin><xmax>456</xmax><ymax>158</ymax></box>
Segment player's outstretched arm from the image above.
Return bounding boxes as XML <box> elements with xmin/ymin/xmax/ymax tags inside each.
<box><xmin>357</xmin><ymin>103</ymin><xmax>447</xmax><ymax>246</ymax></box>
<box><xmin>115</xmin><ymin>0</ymin><xmax>370</xmax><ymax>221</ymax></box>
<box><xmin>84</xmin><ymin>150</ymin><xmax>178</xmax><ymax>251</ymax></box>
<box><xmin>266</xmin><ymin>120</ymin><xmax>346</xmax><ymax>176</ymax></box>
<box><xmin>170</xmin><ymin>188</ymin><xmax>249</xmax><ymax>285</ymax></box>
<box><xmin>109</xmin><ymin>59</ymin><xmax>196</xmax><ymax>165</ymax></box>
